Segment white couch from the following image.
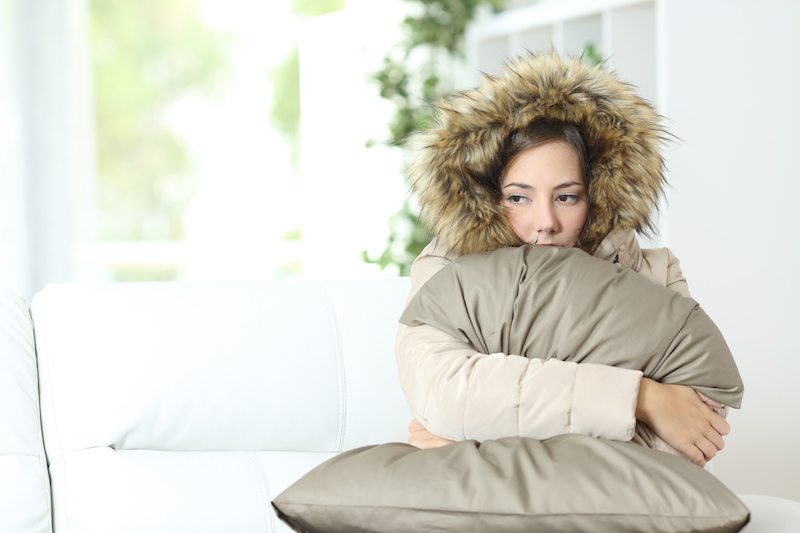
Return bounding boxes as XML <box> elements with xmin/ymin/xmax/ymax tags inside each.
<box><xmin>1</xmin><ymin>281</ymin><xmax>798</xmax><ymax>532</ymax></box>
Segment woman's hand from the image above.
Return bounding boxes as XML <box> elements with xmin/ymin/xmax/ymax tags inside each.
<box><xmin>636</xmin><ymin>378</ymin><xmax>730</xmax><ymax>467</ymax></box>
<box><xmin>408</xmin><ymin>419</ymin><xmax>456</xmax><ymax>449</ymax></box>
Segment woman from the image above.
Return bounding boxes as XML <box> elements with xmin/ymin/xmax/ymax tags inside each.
<box><xmin>395</xmin><ymin>52</ymin><xmax>729</xmax><ymax>468</ymax></box>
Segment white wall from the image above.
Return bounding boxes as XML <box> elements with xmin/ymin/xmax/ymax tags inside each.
<box><xmin>662</xmin><ymin>0</ymin><xmax>800</xmax><ymax>501</ymax></box>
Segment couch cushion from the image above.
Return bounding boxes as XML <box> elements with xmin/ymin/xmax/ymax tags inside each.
<box><xmin>0</xmin><ymin>289</ymin><xmax>52</xmax><ymax>533</ymax></box>
<box><xmin>31</xmin><ymin>280</ymin><xmax>412</xmax><ymax>532</ymax></box>
<box><xmin>739</xmin><ymin>495</ymin><xmax>800</xmax><ymax>532</ymax></box>
<box><xmin>49</xmin><ymin>448</ymin><xmax>333</xmax><ymax>533</ymax></box>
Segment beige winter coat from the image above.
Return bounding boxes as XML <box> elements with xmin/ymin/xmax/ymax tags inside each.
<box><xmin>394</xmin><ymin>52</ymin><xmax>729</xmax><ymax>458</ymax></box>
<box><xmin>395</xmin><ymin>229</ymin><xmax>721</xmax><ymax>456</ymax></box>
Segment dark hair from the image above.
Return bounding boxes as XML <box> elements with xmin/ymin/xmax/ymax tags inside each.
<box><xmin>498</xmin><ymin>119</ymin><xmax>592</xmax><ymax>188</ymax></box>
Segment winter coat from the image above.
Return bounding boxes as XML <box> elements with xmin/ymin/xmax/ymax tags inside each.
<box><xmin>394</xmin><ymin>52</ymin><xmax>728</xmax><ymax>458</ymax></box>
<box><xmin>396</xmin><ymin>230</ymin><xmax>706</xmax><ymax>449</ymax></box>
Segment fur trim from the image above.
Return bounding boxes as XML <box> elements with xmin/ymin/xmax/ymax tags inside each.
<box><xmin>406</xmin><ymin>51</ymin><xmax>669</xmax><ymax>255</ymax></box>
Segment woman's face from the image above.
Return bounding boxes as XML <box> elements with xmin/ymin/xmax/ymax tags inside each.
<box><xmin>500</xmin><ymin>140</ymin><xmax>589</xmax><ymax>247</ymax></box>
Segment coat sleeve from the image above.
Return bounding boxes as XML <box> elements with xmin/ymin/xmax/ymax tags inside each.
<box><xmin>395</xmin><ymin>251</ymin><xmax>643</xmax><ymax>442</ymax></box>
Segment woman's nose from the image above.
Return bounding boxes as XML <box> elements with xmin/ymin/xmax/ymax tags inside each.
<box><xmin>533</xmin><ymin>204</ymin><xmax>558</xmax><ymax>234</ymax></box>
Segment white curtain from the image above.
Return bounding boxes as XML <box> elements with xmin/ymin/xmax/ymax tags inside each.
<box><xmin>0</xmin><ymin>0</ymin><xmax>26</xmax><ymax>297</ymax></box>
<box><xmin>0</xmin><ymin>0</ymin><xmax>95</xmax><ymax>300</ymax></box>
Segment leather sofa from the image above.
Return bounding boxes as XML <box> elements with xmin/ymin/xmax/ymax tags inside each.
<box><xmin>2</xmin><ymin>281</ymin><xmax>798</xmax><ymax>532</ymax></box>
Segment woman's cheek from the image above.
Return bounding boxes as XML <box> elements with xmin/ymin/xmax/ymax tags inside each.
<box><xmin>505</xmin><ymin>210</ymin><xmax>527</xmax><ymax>241</ymax></box>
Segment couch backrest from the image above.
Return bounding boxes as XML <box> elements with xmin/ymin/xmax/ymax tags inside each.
<box><xmin>0</xmin><ymin>289</ymin><xmax>52</xmax><ymax>533</ymax></box>
<box><xmin>30</xmin><ymin>280</ymin><xmax>413</xmax><ymax>533</ymax></box>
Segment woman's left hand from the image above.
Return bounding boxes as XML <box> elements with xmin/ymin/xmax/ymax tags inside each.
<box><xmin>408</xmin><ymin>419</ymin><xmax>456</xmax><ymax>449</ymax></box>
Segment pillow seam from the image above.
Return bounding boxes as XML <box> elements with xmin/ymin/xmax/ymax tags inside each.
<box><xmin>278</xmin><ymin>502</ymin><xmax>743</xmax><ymax>521</ymax></box>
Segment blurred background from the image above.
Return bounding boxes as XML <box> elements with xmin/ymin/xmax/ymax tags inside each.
<box><xmin>1</xmin><ymin>0</ymin><xmax>799</xmax><ymax>501</ymax></box>
<box><xmin>1</xmin><ymin>0</ymin><xmax>416</xmax><ymax>295</ymax></box>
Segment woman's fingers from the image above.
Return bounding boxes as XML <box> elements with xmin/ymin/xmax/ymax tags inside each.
<box><xmin>703</xmin><ymin>425</ymin><xmax>725</xmax><ymax>451</ymax></box>
<box><xmin>408</xmin><ymin>426</ymin><xmax>425</xmax><ymax>444</ymax></box>
<box><xmin>408</xmin><ymin>418</ymin><xmax>425</xmax><ymax>433</ymax></box>
<box><xmin>410</xmin><ymin>435</ymin><xmax>452</xmax><ymax>449</ymax></box>
<box><xmin>708</xmin><ymin>412</ymin><xmax>731</xmax><ymax>436</ymax></box>
<box><xmin>409</xmin><ymin>430</ymin><xmax>452</xmax><ymax>449</ymax></box>
<box><xmin>408</xmin><ymin>423</ymin><xmax>455</xmax><ymax>449</ymax></box>
<box><xmin>695</xmin><ymin>437</ymin><xmax>718</xmax><ymax>463</ymax></box>
<box><xmin>684</xmin><ymin>444</ymin><xmax>706</xmax><ymax>467</ymax></box>
<box><xmin>697</xmin><ymin>391</ymin><xmax>724</xmax><ymax>409</ymax></box>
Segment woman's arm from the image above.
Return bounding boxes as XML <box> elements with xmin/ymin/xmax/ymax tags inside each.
<box><xmin>397</xmin><ymin>321</ymin><xmax>643</xmax><ymax>441</ymax></box>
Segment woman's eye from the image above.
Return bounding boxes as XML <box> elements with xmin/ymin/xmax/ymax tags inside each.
<box><xmin>556</xmin><ymin>194</ymin><xmax>579</xmax><ymax>204</ymax></box>
<box><xmin>507</xmin><ymin>195</ymin><xmax>527</xmax><ymax>204</ymax></box>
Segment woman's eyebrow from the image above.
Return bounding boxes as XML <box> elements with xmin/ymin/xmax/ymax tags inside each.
<box><xmin>503</xmin><ymin>181</ymin><xmax>584</xmax><ymax>190</ymax></box>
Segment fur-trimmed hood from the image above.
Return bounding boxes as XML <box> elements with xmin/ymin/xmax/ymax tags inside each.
<box><xmin>406</xmin><ymin>51</ymin><xmax>669</xmax><ymax>256</ymax></box>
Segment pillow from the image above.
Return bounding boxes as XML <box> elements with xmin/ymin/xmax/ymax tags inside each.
<box><xmin>399</xmin><ymin>245</ymin><xmax>744</xmax><ymax>408</ymax></box>
<box><xmin>272</xmin><ymin>435</ymin><xmax>750</xmax><ymax>532</ymax></box>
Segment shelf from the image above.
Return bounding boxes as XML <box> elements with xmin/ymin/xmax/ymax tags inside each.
<box><xmin>465</xmin><ymin>0</ymin><xmax>656</xmax><ymax>102</ymax></box>
<box><xmin>561</xmin><ymin>13</ymin><xmax>603</xmax><ymax>56</ymax></box>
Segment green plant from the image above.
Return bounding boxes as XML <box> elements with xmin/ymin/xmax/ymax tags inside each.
<box><xmin>359</xmin><ymin>200</ymin><xmax>432</xmax><ymax>276</ymax></box>
<box><xmin>363</xmin><ymin>0</ymin><xmax>505</xmax><ymax>275</ymax></box>
<box><xmin>583</xmin><ymin>42</ymin><xmax>603</xmax><ymax>67</ymax></box>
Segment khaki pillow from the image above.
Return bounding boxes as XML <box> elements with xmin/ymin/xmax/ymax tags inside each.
<box><xmin>272</xmin><ymin>435</ymin><xmax>750</xmax><ymax>532</ymax></box>
<box><xmin>399</xmin><ymin>245</ymin><xmax>744</xmax><ymax>408</ymax></box>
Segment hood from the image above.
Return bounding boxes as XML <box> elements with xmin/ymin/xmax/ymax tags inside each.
<box><xmin>406</xmin><ymin>51</ymin><xmax>669</xmax><ymax>256</ymax></box>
